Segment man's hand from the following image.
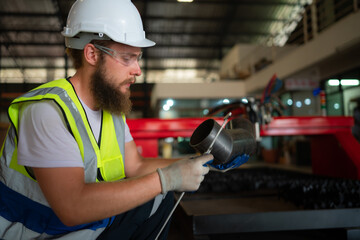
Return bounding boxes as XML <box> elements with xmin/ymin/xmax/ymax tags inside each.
<box><xmin>157</xmin><ymin>154</ymin><xmax>213</xmax><ymax>194</ymax></box>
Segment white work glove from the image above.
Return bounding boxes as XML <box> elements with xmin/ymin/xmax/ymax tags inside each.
<box><xmin>157</xmin><ymin>154</ymin><xmax>213</xmax><ymax>194</ymax></box>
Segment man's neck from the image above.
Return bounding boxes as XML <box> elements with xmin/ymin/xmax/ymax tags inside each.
<box><xmin>70</xmin><ymin>70</ymin><xmax>99</xmax><ymax>111</ymax></box>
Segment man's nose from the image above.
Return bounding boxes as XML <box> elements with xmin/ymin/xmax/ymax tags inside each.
<box><xmin>131</xmin><ymin>60</ymin><xmax>142</xmax><ymax>76</ymax></box>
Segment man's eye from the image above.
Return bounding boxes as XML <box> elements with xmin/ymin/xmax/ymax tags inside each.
<box><xmin>122</xmin><ymin>56</ymin><xmax>131</xmax><ymax>62</ymax></box>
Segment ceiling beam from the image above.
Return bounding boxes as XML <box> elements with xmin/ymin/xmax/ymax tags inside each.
<box><xmin>0</xmin><ymin>41</ymin><xmax>235</xmax><ymax>48</ymax></box>
<box><xmin>0</xmin><ymin>12</ymin><xmax>57</xmax><ymax>18</ymax></box>
<box><xmin>0</xmin><ymin>41</ymin><xmax>65</xmax><ymax>46</ymax></box>
<box><xmin>0</xmin><ymin>65</ymin><xmax>219</xmax><ymax>70</ymax></box>
<box><xmin>0</xmin><ymin>29</ymin><xmax>61</xmax><ymax>33</ymax></box>
<box><xmin>0</xmin><ymin>55</ymin><xmax>222</xmax><ymax>60</ymax></box>
<box><xmin>145</xmin><ymin>16</ymin><xmax>289</xmax><ymax>22</ymax></box>
<box><xmin>133</xmin><ymin>0</ymin><xmax>300</xmax><ymax>7</ymax></box>
<box><xmin>148</xmin><ymin>31</ymin><xmax>270</xmax><ymax>37</ymax></box>
<box><xmin>218</xmin><ymin>2</ymin><xmax>239</xmax><ymax>60</ymax></box>
<box><xmin>51</xmin><ymin>0</ymin><xmax>66</xmax><ymax>26</ymax></box>
<box><xmin>0</xmin><ymin>29</ymin><xmax>269</xmax><ymax>37</ymax></box>
<box><xmin>0</xmin><ymin>11</ymin><xmax>290</xmax><ymax>23</ymax></box>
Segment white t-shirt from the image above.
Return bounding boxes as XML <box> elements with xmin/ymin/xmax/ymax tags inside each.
<box><xmin>17</xmin><ymin>100</ymin><xmax>133</xmax><ymax>168</ymax></box>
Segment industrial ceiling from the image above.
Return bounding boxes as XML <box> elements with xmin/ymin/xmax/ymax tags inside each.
<box><xmin>0</xmin><ymin>0</ymin><xmax>314</xmax><ymax>82</ymax></box>
<box><xmin>0</xmin><ymin>0</ymin><xmax>357</xmax><ymax>115</ymax></box>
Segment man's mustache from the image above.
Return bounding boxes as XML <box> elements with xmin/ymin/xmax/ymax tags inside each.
<box><xmin>121</xmin><ymin>77</ymin><xmax>136</xmax><ymax>86</ymax></box>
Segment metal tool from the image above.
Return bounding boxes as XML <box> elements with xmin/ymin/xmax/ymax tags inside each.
<box><xmin>155</xmin><ymin>112</ymin><xmax>232</xmax><ymax>240</ymax></box>
<box><xmin>204</xmin><ymin>112</ymin><xmax>232</xmax><ymax>154</ymax></box>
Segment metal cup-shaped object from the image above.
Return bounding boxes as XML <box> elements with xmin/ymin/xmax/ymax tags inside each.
<box><xmin>190</xmin><ymin>119</ymin><xmax>233</xmax><ymax>164</ymax></box>
<box><xmin>190</xmin><ymin>118</ymin><xmax>256</xmax><ymax>165</ymax></box>
<box><xmin>228</xmin><ymin>128</ymin><xmax>256</xmax><ymax>159</ymax></box>
<box><xmin>229</xmin><ymin>117</ymin><xmax>255</xmax><ymax>137</ymax></box>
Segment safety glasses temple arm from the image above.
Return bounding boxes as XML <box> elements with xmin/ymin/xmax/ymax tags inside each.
<box><xmin>93</xmin><ymin>44</ymin><xmax>116</xmax><ymax>57</ymax></box>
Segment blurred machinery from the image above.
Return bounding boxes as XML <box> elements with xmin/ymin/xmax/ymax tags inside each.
<box><xmin>127</xmin><ymin>114</ymin><xmax>360</xmax><ymax>239</ymax></box>
<box><xmin>128</xmin><ymin>116</ymin><xmax>359</xmax><ymax>180</ymax></box>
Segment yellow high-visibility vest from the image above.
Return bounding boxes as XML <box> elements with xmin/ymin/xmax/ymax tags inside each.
<box><xmin>5</xmin><ymin>78</ymin><xmax>126</xmax><ymax>182</ymax></box>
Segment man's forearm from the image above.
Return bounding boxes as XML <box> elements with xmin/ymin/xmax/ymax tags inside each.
<box><xmin>34</xmin><ymin>167</ymin><xmax>162</xmax><ymax>226</ymax></box>
<box><xmin>126</xmin><ymin>157</ymin><xmax>179</xmax><ymax>178</ymax></box>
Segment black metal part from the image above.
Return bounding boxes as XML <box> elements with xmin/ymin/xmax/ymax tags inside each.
<box><xmin>192</xmin><ymin>208</ymin><xmax>360</xmax><ymax>235</ymax></box>
<box><xmin>176</xmin><ymin>167</ymin><xmax>360</xmax><ymax>238</ymax></box>
<box><xmin>190</xmin><ymin>118</ymin><xmax>256</xmax><ymax>164</ymax></box>
<box><xmin>190</xmin><ymin>119</ymin><xmax>233</xmax><ymax>164</ymax></box>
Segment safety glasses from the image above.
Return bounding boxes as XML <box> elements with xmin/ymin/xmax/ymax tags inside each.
<box><xmin>93</xmin><ymin>44</ymin><xmax>142</xmax><ymax>66</ymax></box>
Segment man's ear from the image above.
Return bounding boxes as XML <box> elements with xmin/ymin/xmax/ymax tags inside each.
<box><xmin>83</xmin><ymin>43</ymin><xmax>99</xmax><ymax>66</ymax></box>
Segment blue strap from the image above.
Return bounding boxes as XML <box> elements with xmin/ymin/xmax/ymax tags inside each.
<box><xmin>206</xmin><ymin>154</ymin><xmax>249</xmax><ymax>171</ymax></box>
<box><xmin>0</xmin><ymin>181</ymin><xmax>113</xmax><ymax>235</ymax></box>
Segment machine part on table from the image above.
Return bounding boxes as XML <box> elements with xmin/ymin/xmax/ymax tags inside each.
<box><xmin>198</xmin><ymin>167</ymin><xmax>360</xmax><ymax>209</ymax></box>
<box><xmin>190</xmin><ymin>117</ymin><xmax>256</xmax><ymax>165</ymax></box>
<box><xmin>175</xmin><ymin>167</ymin><xmax>360</xmax><ymax>238</ymax></box>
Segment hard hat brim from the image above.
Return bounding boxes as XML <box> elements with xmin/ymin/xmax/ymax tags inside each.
<box><xmin>126</xmin><ymin>38</ymin><xmax>156</xmax><ymax>48</ymax></box>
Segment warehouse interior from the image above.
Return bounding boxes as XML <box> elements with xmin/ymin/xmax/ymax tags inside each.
<box><xmin>1</xmin><ymin>0</ymin><xmax>360</xmax><ymax>239</ymax></box>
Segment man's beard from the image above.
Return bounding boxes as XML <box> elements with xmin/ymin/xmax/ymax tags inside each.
<box><xmin>90</xmin><ymin>61</ymin><xmax>133</xmax><ymax>116</ymax></box>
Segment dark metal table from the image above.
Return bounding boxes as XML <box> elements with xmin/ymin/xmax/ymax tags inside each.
<box><xmin>173</xmin><ymin>167</ymin><xmax>360</xmax><ymax>240</ymax></box>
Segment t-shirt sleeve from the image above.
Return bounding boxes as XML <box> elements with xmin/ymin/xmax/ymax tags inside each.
<box><xmin>124</xmin><ymin>121</ymin><xmax>133</xmax><ymax>143</ymax></box>
<box><xmin>17</xmin><ymin>101</ymin><xmax>84</xmax><ymax>168</ymax></box>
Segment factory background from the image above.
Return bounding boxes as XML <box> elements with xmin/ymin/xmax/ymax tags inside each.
<box><xmin>1</xmin><ymin>0</ymin><xmax>360</xmax><ymax>239</ymax></box>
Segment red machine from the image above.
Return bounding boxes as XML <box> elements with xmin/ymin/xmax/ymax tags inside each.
<box><xmin>261</xmin><ymin>116</ymin><xmax>360</xmax><ymax>180</ymax></box>
<box><xmin>128</xmin><ymin>116</ymin><xmax>360</xmax><ymax>180</ymax></box>
<box><xmin>127</xmin><ymin>118</ymin><xmax>223</xmax><ymax>158</ymax></box>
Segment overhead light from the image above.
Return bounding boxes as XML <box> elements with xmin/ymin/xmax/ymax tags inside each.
<box><xmin>166</xmin><ymin>99</ymin><xmax>174</xmax><ymax>107</ymax></box>
<box><xmin>162</xmin><ymin>99</ymin><xmax>175</xmax><ymax>111</ymax></box>
<box><xmin>304</xmin><ymin>98</ymin><xmax>311</xmax><ymax>105</ymax></box>
<box><xmin>328</xmin><ymin>79</ymin><xmax>359</xmax><ymax>86</ymax></box>
<box><xmin>163</xmin><ymin>104</ymin><xmax>170</xmax><ymax>111</ymax></box>
<box><xmin>177</xmin><ymin>0</ymin><xmax>193</xmax><ymax>2</ymax></box>
<box><xmin>223</xmin><ymin>99</ymin><xmax>230</xmax><ymax>104</ymax></box>
<box><xmin>328</xmin><ymin>79</ymin><xmax>340</xmax><ymax>86</ymax></box>
<box><xmin>300</xmin><ymin>0</ymin><xmax>313</xmax><ymax>5</ymax></box>
<box><xmin>340</xmin><ymin>79</ymin><xmax>359</xmax><ymax>86</ymax></box>
<box><xmin>164</xmin><ymin>137</ymin><xmax>174</xmax><ymax>143</ymax></box>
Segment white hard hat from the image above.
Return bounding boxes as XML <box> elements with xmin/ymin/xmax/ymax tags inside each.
<box><xmin>61</xmin><ymin>0</ymin><xmax>155</xmax><ymax>49</ymax></box>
